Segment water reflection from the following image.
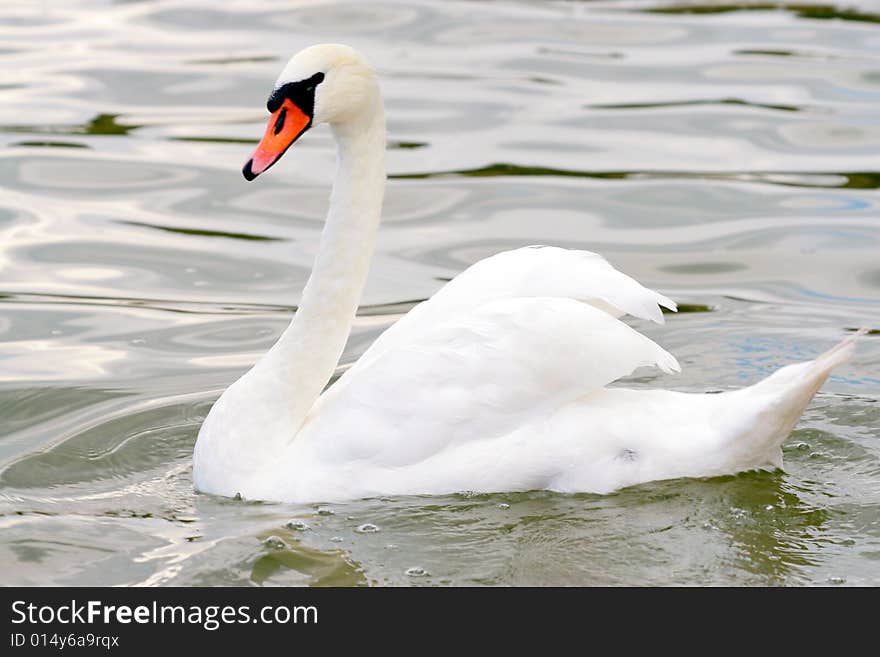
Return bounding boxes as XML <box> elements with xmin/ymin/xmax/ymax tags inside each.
<box><xmin>699</xmin><ymin>473</ymin><xmax>831</xmax><ymax>583</ymax></box>
<box><xmin>252</xmin><ymin>528</ymin><xmax>368</xmax><ymax>586</ymax></box>
<box><xmin>589</xmin><ymin>98</ymin><xmax>804</xmax><ymax>112</ymax></box>
<box><xmin>2</xmin><ymin>113</ymin><xmax>139</xmax><ymax>137</ymax></box>
<box><xmin>392</xmin><ymin>163</ymin><xmax>880</xmax><ymax>190</ymax></box>
<box><xmin>646</xmin><ymin>4</ymin><xmax>880</xmax><ymax>24</ymax></box>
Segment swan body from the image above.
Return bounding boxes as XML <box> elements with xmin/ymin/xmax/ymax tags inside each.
<box><xmin>193</xmin><ymin>44</ymin><xmax>862</xmax><ymax>503</ymax></box>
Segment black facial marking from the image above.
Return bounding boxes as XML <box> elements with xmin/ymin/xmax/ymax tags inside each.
<box><xmin>267</xmin><ymin>72</ymin><xmax>325</xmax><ymax>115</ymax></box>
<box><xmin>273</xmin><ymin>107</ymin><xmax>287</xmax><ymax>135</ymax></box>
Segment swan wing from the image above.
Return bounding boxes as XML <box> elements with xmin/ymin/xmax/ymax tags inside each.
<box><xmin>307</xmin><ymin>297</ymin><xmax>679</xmax><ymax>467</ymax></box>
<box><xmin>355</xmin><ymin>246</ymin><xmax>675</xmax><ymax>373</ymax></box>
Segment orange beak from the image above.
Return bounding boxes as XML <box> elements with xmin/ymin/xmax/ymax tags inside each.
<box><xmin>243</xmin><ymin>98</ymin><xmax>312</xmax><ymax>180</ymax></box>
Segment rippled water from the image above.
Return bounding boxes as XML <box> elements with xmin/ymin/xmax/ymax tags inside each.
<box><xmin>1</xmin><ymin>0</ymin><xmax>879</xmax><ymax>586</ymax></box>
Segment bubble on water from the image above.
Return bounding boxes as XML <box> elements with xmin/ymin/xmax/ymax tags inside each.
<box><xmin>233</xmin><ymin>492</ymin><xmax>243</xmax><ymax>501</ymax></box>
<box><xmin>50</xmin><ymin>329</ymin><xmax>62</xmax><ymax>336</ymax></box>
<box><xmin>827</xmin><ymin>576</ymin><xmax>846</xmax><ymax>585</ymax></box>
<box><xmin>406</xmin><ymin>566</ymin><xmax>428</xmax><ymax>577</ymax></box>
<box><xmin>317</xmin><ymin>508</ymin><xmax>335</xmax><ymax>516</ymax></box>
<box><xmin>764</xmin><ymin>505</ymin><xmax>775</xmax><ymax>511</ymax></box>
<box><xmin>840</xmin><ymin>538</ymin><xmax>856</xmax><ymax>546</ymax></box>
<box><xmin>263</xmin><ymin>536</ymin><xmax>286</xmax><ymax>550</ymax></box>
<box><xmin>730</xmin><ymin>507</ymin><xmax>748</xmax><ymax>520</ymax></box>
<box><xmin>185</xmin><ymin>267</ymin><xmax>197</xmax><ymax>273</ymax></box>
<box><xmin>809</xmin><ymin>451</ymin><xmax>827</xmax><ymax>459</ymax></box>
<box><xmin>385</xmin><ymin>544</ymin><xmax>398</xmax><ymax>550</ymax></box>
<box><xmin>346</xmin><ymin>515</ymin><xmax>356</xmax><ymax>521</ymax></box>
<box><xmin>131</xmin><ymin>338</ymin><xmax>145</xmax><ymax>345</ymax></box>
<box><xmin>286</xmin><ymin>520</ymin><xmax>309</xmax><ymax>531</ymax></box>
<box><xmin>794</xmin><ymin>442</ymin><xmax>810</xmax><ymax>450</ymax></box>
<box><xmin>497</xmin><ymin>503</ymin><xmax>510</xmax><ymax>509</ymax></box>
<box><xmin>355</xmin><ymin>523</ymin><xmax>380</xmax><ymax>533</ymax></box>
<box><xmin>193</xmin><ymin>280</ymin><xmax>209</xmax><ymax>287</ymax></box>
<box><xmin>330</xmin><ymin>536</ymin><xmax>343</xmax><ymax>543</ymax></box>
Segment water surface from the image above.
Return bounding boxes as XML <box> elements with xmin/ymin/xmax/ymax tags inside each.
<box><xmin>1</xmin><ymin>0</ymin><xmax>879</xmax><ymax>586</ymax></box>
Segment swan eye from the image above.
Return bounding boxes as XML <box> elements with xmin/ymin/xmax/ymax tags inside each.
<box><xmin>304</xmin><ymin>73</ymin><xmax>323</xmax><ymax>94</ymax></box>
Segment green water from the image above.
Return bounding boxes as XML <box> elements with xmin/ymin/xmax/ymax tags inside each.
<box><xmin>1</xmin><ymin>0</ymin><xmax>878</xmax><ymax>586</ymax></box>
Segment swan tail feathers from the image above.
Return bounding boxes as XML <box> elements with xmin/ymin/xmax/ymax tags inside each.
<box><xmin>756</xmin><ymin>328</ymin><xmax>866</xmax><ymax>394</ymax></box>
<box><xmin>721</xmin><ymin>330</ymin><xmax>866</xmax><ymax>469</ymax></box>
<box><xmin>811</xmin><ymin>327</ymin><xmax>867</xmax><ymax>374</ymax></box>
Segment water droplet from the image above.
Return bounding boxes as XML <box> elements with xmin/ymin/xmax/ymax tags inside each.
<box><xmin>827</xmin><ymin>576</ymin><xmax>846</xmax><ymax>585</ymax></box>
<box><xmin>330</xmin><ymin>536</ymin><xmax>343</xmax><ymax>543</ymax></box>
<box><xmin>355</xmin><ymin>523</ymin><xmax>380</xmax><ymax>533</ymax></box>
<box><xmin>286</xmin><ymin>520</ymin><xmax>309</xmax><ymax>531</ymax></box>
<box><xmin>497</xmin><ymin>503</ymin><xmax>510</xmax><ymax>509</ymax></box>
<box><xmin>263</xmin><ymin>536</ymin><xmax>285</xmax><ymax>550</ymax></box>
<box><xmin>317</xmin><ymin>508</ymin><xmax>335</xmax><ymax>516</ymax></box>
<box><xmin>406</xmin><ymin>566</ymin><xmax>428</xmax><ymax>577</ymax></box>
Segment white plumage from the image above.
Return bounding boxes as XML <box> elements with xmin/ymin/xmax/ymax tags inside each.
<box><xmin>192</xmin><ymin>44</ymin><xmax>862</xmax><ymax>504</ymax></box>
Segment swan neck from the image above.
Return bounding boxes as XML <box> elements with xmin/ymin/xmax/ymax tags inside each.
<box><xmin>265</xmin><ymin>96</ymin><xmax>386</xmax><ymax>434</ymax></box>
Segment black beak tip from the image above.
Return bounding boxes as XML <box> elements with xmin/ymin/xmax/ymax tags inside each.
<box><xmin>242</xmin><ymin>159</ymin><xmax>257</xmax><ymax>181</ymax></box>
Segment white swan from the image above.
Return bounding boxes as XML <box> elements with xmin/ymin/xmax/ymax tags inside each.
<box><xmin>193</xmin><ymin>44</ymin><xmax>863</xmax><ymax>503</ymax></box>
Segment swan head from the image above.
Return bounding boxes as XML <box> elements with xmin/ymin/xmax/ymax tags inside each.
<box><xmin>243</xmin><ymin>43</ymin><xmax>378</xmax><ymax>180</ymax></box>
